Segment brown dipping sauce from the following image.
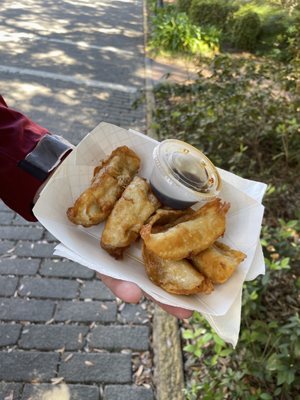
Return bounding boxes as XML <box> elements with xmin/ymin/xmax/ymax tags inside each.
<box><xmin>150</xmin><ymin>139</ymin><xmax>221</xmax><ymax>209</ymax></box>
<box><xmin>150</xmin><ymin>183</ymin><xmax>196</xmax><ymax>209</ymax></box>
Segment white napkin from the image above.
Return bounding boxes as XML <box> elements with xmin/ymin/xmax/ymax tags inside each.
<box><xmin>33</xmin><ymin>122</ymin><xmax>267</xmax><ymax>345</ymax></box>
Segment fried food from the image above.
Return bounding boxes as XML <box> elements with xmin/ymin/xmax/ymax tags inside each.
<box><xmin>140</xmin><ymin>198</ymin><xmax>230</xmax><ymax>260</ymax></box>
<box><xmin>67</xmin><ymin>146</ymin><xmax>140</xmax><ymax>227</ymax></box>
<box><xmin>142</xmin><ymin>243</ymin><xmax>213</xmax><ymax>295</ymax></box>
<box><xmin>143</xmin><ymin>207</ymin><xmax>193</xmax><ymax>234</ymax></box>
<box><xmin>191</xmin><ymin>242</ymin><xmax>246</xmax><ymax>284</ymax></box>
<box><xmin>101</xmin><ymin>176</ymin><xmax>161</xmax><ymax>259</ymax></box>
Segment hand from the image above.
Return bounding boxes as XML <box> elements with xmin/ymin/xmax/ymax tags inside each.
<box><xmin>97</xmin><ymin>273</ymin><xmax>193</xmax><ymax>319</ymax></box>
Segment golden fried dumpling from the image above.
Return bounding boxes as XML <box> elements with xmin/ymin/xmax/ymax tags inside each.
<box><xmin>101</xmin><ymin>176</ymin><xmax>160</xmax><ymax>259</ymax></box>
<box><xmin>67</xmin><ymin>146</ymin><xmax>140</xmax><ymax>227</ymax></box>
<box><xmin>141</xmin><ymin>198</ymin><xmax>230</xmax><ymax>260</ymax></box>
<box><xmin>143</xmin><ymin>207</ymin><xmax>193</xmax><ymax>233</ymax></box>
<box><xmin>191</xmin><ymin>242</ymin><xmax>246</xmax><ymax>284</ymax></box>
<box><xmin>142</xmin><ymin>243</ymin><xmax>213</xmax><ymax>295</ymax></box>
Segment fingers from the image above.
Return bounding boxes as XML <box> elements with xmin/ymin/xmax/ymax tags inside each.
<box><xmin>97</xmin><ymin>273</ymin><xmax>143</xmax><ymax>304</ymax></box>
<box><xmin>143</xmin><ymin>291</ymin><xmax>193</xmax><ymax>319</ymax></box>
<box><xmin>97</xmin><ymin>273</ymin><xmax>193</xmax><ymax>319</ymax></box>
<box><xmin>157</xmin><ymin>303</ymin><xmax>193</xmax><ymax>319</ymax></box>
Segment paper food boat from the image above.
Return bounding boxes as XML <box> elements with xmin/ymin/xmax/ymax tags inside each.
<box><xmin>33</xmin><ymin>122</ymin><xmax>267</xmax><ymax>345</ymax></box>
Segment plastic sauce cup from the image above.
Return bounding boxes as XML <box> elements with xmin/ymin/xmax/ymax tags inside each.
<box><xmin>150</xmin><ymin>139</ymin><xmax>221</xmax><ymax>209</ymax></box>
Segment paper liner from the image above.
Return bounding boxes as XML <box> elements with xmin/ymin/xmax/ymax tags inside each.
<box><xmin>33</xmin><ymin>122</ymin><xmax>267</xmax><ymax>343</ymax></box>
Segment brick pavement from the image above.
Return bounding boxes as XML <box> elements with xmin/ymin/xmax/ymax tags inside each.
<box><xmin>0</xmin><ymin>203</ymin><xmax>154</xmax><ymax>400</ymax></box>
<box><xmin>0</xmin><ymin>0</ymin><xmax>155</xmax><ymax>399</ymax></box>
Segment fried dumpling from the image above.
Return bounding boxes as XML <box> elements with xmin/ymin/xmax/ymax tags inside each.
<box><xmin>141</xmin><ymin>198</ymin><xmax>230</xmax><ymax>260</ymax></box>
<box><xmin>191</xmin><ymin>242</ymin><xmax>246</xmax><ymax>284</ymax></box>
<box><xmin>101</xmin><ymin>176</ymin><xmax>160</xmax><ymax>259</ymax></box>
<box><xmin>142</xmin><ymin>243</ymin><xmax>213</xmax><ymax>295</ymax></box>
<box><xmin>67</xmin><ymin>146</ymin><xmax>140</xmax><ymax>227</ymax></box>
<box><xmin>143</xmin><ymin>207</ymin><xmax>193</xmax><ymax>233</ymax></box>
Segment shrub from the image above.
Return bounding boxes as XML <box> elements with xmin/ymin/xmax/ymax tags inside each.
<box><xmin>152</xmin><ymin>55</ymin><xmax>300</xmax><ymax>219</ymax></box>
<box><xmin>189</xmin><ymin>0</ymin><xmax>236</xmax><ymax>29</ymax></box>
<box><xmin>176</xmin><ymin>0</ymin><xmax>193</xmax><ymax>12</ymax></box>
<box><xmin>287</xmin><ymin>13</ymin><xmax>300</xmax><ymax>61</ymax></box>
<box><xmin>228</xmin><ymin>1</ymin><xmax>299</xmax><ymax>57</ymax></box>
<box><xmin>149</xmin><ymin>6</ymin><xmax>220</xmax><ymax>55</ymax></box>
<box><xmin>232</xmin><ymin>11</ymin><xmax>261</xmax><ymax>51</ymax></box>
<box><xmin>270</xmin><ymin>12</ymin><xmax>300</xmax><ymax>61</ymax></box>
<box><xmin>181</xmin><ymin>218</ymin><xmax>300</xmax><ymax>400</ymax></box>
<box><xmin>260</xmin><ymin>11</ymin><xmax>290</xmax><ymax>38</ymax></box>
<box><xmin>183</xmin><ymin>313</ymin><xmax>300</xmax><ymax>400</ymax></box>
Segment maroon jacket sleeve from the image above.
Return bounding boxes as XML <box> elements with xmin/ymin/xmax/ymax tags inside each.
<box><xmin>0</xmin><ymin>95</ymin><xmax>71</xmax><ymax>221</ymax></box>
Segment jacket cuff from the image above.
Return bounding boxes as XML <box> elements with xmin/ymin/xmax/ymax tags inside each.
<box><xmin>18</xmin><ymin>134</ymin><xmax>74</xmax><ymax>181</ymax></box>
<box><xmin>1</xmin><ymin>135</ymin><xmax>73</xmax><ymax>222</ymax></box>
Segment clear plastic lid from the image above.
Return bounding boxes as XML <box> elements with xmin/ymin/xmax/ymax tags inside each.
<box><xmin>152</xmin><ymin>139</ymin><xmax>221</xmax><ymax>202</ymax></box>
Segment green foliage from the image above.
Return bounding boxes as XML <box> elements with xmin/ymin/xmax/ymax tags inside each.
<box><xmin>177</xmin><ymin>0</ymin><xmax>193</xmax><ymax>13</ymax></box>
<box><xmin>233</xmin><ymin>0</ymin><xmax>281</xmax><ymax>20</ymax></box>
<box><xmin>261</xmin><ymin>219</ymin><xmax>300</xmax><ymax>269</ymax></box>
<box><xmin>148</xmin><ymin>4</ymin><xmax>300</xmax><ymax>396</ymax></box>
<box><xmin>149</xmin><ymin>5</ymin><xmax>220</xmax><ymax>55</ymax></box>
<box><xmin>228</xmin><ymin>0</ymin><xmax>300</xmax><ymax>56</ymax></box>
<box><xmin>232</xmin><ymin>11</ymin><xmax>261</xmax><ymax>51</ymax></box>
<box><xmin>181</xmin><ymin>218</ymin><xmax>300</xmax><ymax>400</ymax></box>
<box><xmin>183</xmin><ymin>314</ymin><xmax>300</xmax><ymax>399</ymax></box>
<box><xmin>275</xmin><ymin>12</ymin><xmax>300</xmax><ymax>61</ymax></box>
<box><xmin>149</xmin><ymin>0</ymin><xmax>300</xmax><ymax>59</ymax></box>
<box><xmin>189</xmin><ymin>0</ymin><xmax>236</xmax><ymax>29</ymax></box>
<box><xmin>152</xmin><ymin>55</ymin><xmax>300</xmax><ymax>218</ymax></box>
<box><xmin>259</xmin><ymin>10</ymin><xmax>291</xmax><ymax>38</ymax></box>
<box><xmin>151</xmin><ymin>49</ymin><xmax>300</xmax><ymax>398</ymax></box>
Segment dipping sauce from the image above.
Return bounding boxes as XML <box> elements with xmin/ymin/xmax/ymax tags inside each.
<box><xmin>150</xmin><ymin>139</ymin><xmax>221</xmax><ymax>209</ymax></box>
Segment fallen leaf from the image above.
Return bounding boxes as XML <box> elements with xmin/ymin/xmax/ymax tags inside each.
<box><xmin>63</xmin><ymin>354</ymin><xmax>73</xmax><ymax>363</ymax></box>
<box><xmin>51</xmin><ymin>377</ymin><xmax>65</xmax><ymax>385</ymax></box>
<box><xmin>84</xmin><ymin>361</ymin><xmax>94</xmax><ymax>367</ymax></box>
<box><xmin>135</xmin><ymin>365</ymin><xmax>144</xmax><ymax>378</ymax></box>
<box><xmin>55</xmin><ymin>346</ymin><xmax>65</xmax><ymax>354</ymax></box>
<box><xmin>4</xmin><ymin>391</ymin><xmax>13</xmax><ymax>400</ymax></box>
<box><xmin>78</xmin><ymin>333</ymin><xmax>83</xmax><ymax>343</ymax></box>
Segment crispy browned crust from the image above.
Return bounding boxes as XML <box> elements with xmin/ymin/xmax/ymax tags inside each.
<box><xmin>100</xmin><ymin>176</ymin><xmax>161</xmax><ymax>259</ymax></box>
<box><xmin>140</xmin><ymin>198</ymin><xmax>230</xmax><ymax>260</ymax></box>
<box><xmin>144</xmin><ymin>208</ymin><xmax>193</xmax><ymax>233</ymax></box>
<box><xmin>100</xmin><ymin>244</ymin><xmax>129</xmax><ymax>260</ymax></box>
<box><xmin>191</xmin><ymin>242</ymin><xmax>246</xmax><ymax>284</ymax></box>
<box><xmin>142</xmin><ymin>243</ymin><xmax>214</xmax><ymax>295</ymax></box>
<box><xmin>67</xmin><ymin>146</ymin><xmax>140</xmax><ymax>227</ymax></box>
